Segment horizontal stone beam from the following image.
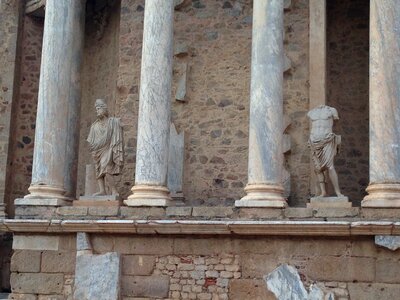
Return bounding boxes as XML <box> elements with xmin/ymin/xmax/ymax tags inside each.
<box><xmin>0</xmin><ymin>219</ymin><xmax>399</xmax><ymax>236</ymax></box>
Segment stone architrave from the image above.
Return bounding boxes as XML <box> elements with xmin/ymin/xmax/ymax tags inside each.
<box><xmin>19</xmin><ymin>0</ymin><xmax>86</xmax><ymax>206</ymax></box>
<box><xmin>235</xmin><ymin>0</ymin><xmax>286</xmax><ymax>208</ymax></box>
<box><xmin>362</xmin><ymin>0</ymin><xmax>400</xmax><ymax>207</ymax></box>
<box><xmin>125</xmin><ymin>0</ymin><xmax>174</xmax><ymax>207</ymax></box>
<box><xmin>307</xmin><ymin>105</ymin><xmax>349</xmax><ymax>207</ymax></box>
<box><xmin>167</xmin><ymin>123</ymin><xmax>185</xmax><ymax>202</ymax></box>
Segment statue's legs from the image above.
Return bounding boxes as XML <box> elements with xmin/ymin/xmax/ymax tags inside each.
<box><xmin>328</xmin><ymin>166</ymin><xmax>343</xmax><ymax>197</ymax></box>
<box><xmin>93</xmin><ymin>176</ymin><xmax>106</xmax><ymax>196</ymax></box>
<box><xmin>316</xmin><ymin>171</ymin><xmax>327</xmax><ymax>197</ymax></box>
<box><xmin>106</xmin><ymin>174</ymin><xmax>118</xmax><ymax>195</ymax></box>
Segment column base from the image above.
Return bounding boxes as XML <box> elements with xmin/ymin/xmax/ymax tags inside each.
<box><xmin>124</xmin><ymin>185</ymin><xmax>172</xmax><ymax>207</ymax></box>
<box><xmin>362</xmin><ymin>183</ymin><xmax>400</xmax><ymax>208</ymax></box>
<box><xmin>235</xmin><ymin>184</ymin><xmax>287</xmax><ymax>208</ymax></box>
<box><xmin>20</xmin><ymin>184</ymin><xmax>71</xmax><ymax>206</ymax></box>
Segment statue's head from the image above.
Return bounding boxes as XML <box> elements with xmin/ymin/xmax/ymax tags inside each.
<box><xmin>95</xmin><ymin>99</ymin><xmax>109</xmax><ymax>118</ymax></box>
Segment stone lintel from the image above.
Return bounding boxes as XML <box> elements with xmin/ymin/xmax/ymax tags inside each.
<box><xmin>1</xmin><ymin>219</ymin><xmax>400</xmax><ymax>237</ymax></box>
<box><xmin>15</xmin><ymin>198</ymin><xmax>72</xmax><ymax>206</ymax></box>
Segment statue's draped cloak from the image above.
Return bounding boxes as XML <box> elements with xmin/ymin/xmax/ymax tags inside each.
<box><xmin>309</xmin><ymin>133</ymin><xmax>339</xmax><ymax>173</ymax></box>
<box><xmin>87</xmin><ymin>117</ymin><xmax>124</xmax><ymax>178</ymax></box>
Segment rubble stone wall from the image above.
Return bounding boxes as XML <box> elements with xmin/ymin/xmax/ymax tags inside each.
<box><xmin>8</xmin><ymin>234</ymin><xmax>400</xmax><ymax>299</ymax></box>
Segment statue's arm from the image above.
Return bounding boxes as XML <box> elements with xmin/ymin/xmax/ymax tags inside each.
<box><xmin>331</xmin><ymin>107</ymin><xmax>339</xmax><ymax>120</ymax></box>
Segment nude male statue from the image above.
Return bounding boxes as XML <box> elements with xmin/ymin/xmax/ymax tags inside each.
<box><xmin>308</xmin><ymin>105</ymin><xmax>343</xmax><ymax>197</ymax></box>
<box><xmin>87</xmin><ymin>99</ymin><xmax>124</xmax><ymax>196</ymax></box>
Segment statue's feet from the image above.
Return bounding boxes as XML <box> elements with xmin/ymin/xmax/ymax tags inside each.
<box><xmin>93</xmin><ymin>191</ymin><xmax>106</xmax><ymax>196</ymax></box>
<box><xmin>335</xmin><ymin>192</ymin><xmax>344</xmax><ymax>197</ymax></box>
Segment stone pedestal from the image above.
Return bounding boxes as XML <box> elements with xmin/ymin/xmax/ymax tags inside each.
<box><xmin>22</xmin><ymin>0</ymin><xmax>85</xmax><ymax>205</ymax></box>
<box><xmin>125</xmin><ymin>0</ymin><xmax>174</xmax><ymax>207</ymax></box>
<box><xmin>307</xmin><ymin>196</ymin><xmax>351</xmax><ymax>208</ymax></box>
<box><xmin>362</xmin><ymin>0</ymin><xmax>400</xmax><ymax>208</ymax></box>
<box><xmin>235</xmin><ymin>0</ymin><xmax>286</xmax><ymax>208</ymax></box>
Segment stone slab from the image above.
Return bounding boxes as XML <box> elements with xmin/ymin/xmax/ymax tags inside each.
<box><xmin>192</xmin><ymin>207</ymin><xmax>233</xmax><ymax>218</ymax></box>
<box><xmin>74</xmin><ymin>252</ymin><xmax>121</xmax><ymax>300</ymax></box>
<box><xmin>121</xmin><ymin>255</ymin><xmax>155</xmax><ymax>276</ymax></box>
<box><xmin>13</xmin><ymin>235</ymin><xmax>59</xmax><ymax>251</ymax></box>
<box><xmin>264</xmin><ymin>264</ymin><xmax>308</xmax><ymax>300</ymax></box>
<box><xmin>124</xmin><ymin>199</ymin><xmax>172</xmax><ymax>207</ymax></box>
<box><xmin>15</xmin><ymin>198</ymin><xmax>71</xmax><ymax>206</ymax></box>
<box><xmin>10</xmin><ymin>273</ymin><xmax>63</xmax><ymax>294</ymax></box>
<box><xmin>375</xmin><ymin>235</ymin><xmax>400</xmax><ymax>251</ymax></box>
<box><xmin>74</xmin><ymin>200</ymin><xmax>121</xmax><ymax>207</ymax></box>
<box><xmin>235</xmin><ymin>200</ymin><xmax>287</xmax><ymax>208</ymax></box>
<box><xmin>308</xmin><ymin>196</ymin><xmax>351</xmax><ymax>208</ymax></box>
<box><xmin>79</xmin><ymin>195</ymin><xmax>119</xmax><ymax>201</ymax></box>
<box><xmin>10</xmin><ymin>250</ymin><xmax>41</xmax><ymax>273</ymax></box>
<box><xmin>312</xmin><ymin>207</ymin><xmax>359</xmax><ymax>218</ymax></box>
<box><xmin>121</xmin><ymin>275</ymin><xmax>169</xmax><ymax>298</ymax></box>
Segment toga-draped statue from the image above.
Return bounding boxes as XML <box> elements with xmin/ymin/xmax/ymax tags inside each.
<box><xmin>87</xmin><ymin>99</ymin><xmax>124</xmax><ymax>196</ymax></box>
<box><xmin>308</xmin><ymin>105</ymin><xmax>343</xmax><ymax>197</ymax></box>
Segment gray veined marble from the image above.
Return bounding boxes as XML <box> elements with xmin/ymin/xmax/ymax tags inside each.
<box><xmin>24</xmin><ymin>0</ymin><xmax>86</xmax><ymax>204</ymax></box>
<box><xmin>363</xmin><ymin>0</ymin><xmax>400</xmax><ymax>207</ymax></box>
<box><xmin>236</xmin><ymin>0</ymin><xmax>286</xmax><ymax>208</ymax></box>
<box><xmin>125</xmin><ymin>0</ymin><xmax>174</xmax><ymax>206</ymax></box>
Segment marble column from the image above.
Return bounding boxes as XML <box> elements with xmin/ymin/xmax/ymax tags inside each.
<box><xmin>362</xmin><ymin>0</ymin><xmax>400</xmax><ymax>207</ymax></box>
<box><xmin>124</xmin><ymin>0</ymin><xmax>174</xmax><ymax>207</ymax></box>
<box><xmin>235</xmin><ymin>0</ymin><xmax>286</xmax><ymax>208</ymax></box>
<box><xmin>20</xmin><ymin>0</ymin><xmax>85</xmax><ymax>206</ymax></box>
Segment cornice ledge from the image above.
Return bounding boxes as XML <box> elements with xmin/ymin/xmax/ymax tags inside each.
<box><xmin>1</xmin><ymin>219</ymin><xmax>399</xmax><ymax>236</ymax></box>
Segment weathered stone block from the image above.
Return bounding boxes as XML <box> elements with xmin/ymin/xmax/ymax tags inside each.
<box><xmin>240</xmin><ymin>254</ymin><xmax>280</xmax><ymax>278</ymax></box>
<box><xmin>313</xmin><ymin>207</ymin><xmax>359</xmax><ymax>218</ymax></box>
<box><xmin>166</xmin><ymin>206</ymin><xmax>192</xmax><ymax>217</ymax></box>
<box><xmin>37</xmin><ymin>296</ymin><xmax>64</xmax><ymax>300</ymax></box>
<box><xmin>11</xmin><ymin>273</ymin><xmax>63</xmax><ymax>294</ymax></box>
<box><xmin>74</xmin><ymin>253</ymin><xmax>120</xmax><ymax>300</ymax></box>
<box><xmin>348</xmin><ymin>283</ymin><xmax>400</xmax><ymax>300</ymax></box>
<box><xmin>120</xmin><ymin>207</ymin><xmax>165</xmax><ymax>219</ymax></box>
<box><xmin>8</xmin><ymin>294</ymin><xmax>37</xmax><ymax>300</ymax></box>
<box><xmin>41</xmin><ymin>251</ymin><xmax>76</xmax><ymax>274</ymax></box>
<box><xmin>306</xmin><ymin>256</ymin><xmax>375</xmax><ymax>282</ymax></box>
<box><xmin>361</xmin><ymin>208</ymin><xmax>400</xmax><ymax>219</ymax></box>
<box><xmin>121</xmin><ymin>255</ymin><xmax>155</xmax><ymax>275</ymax></box>
<box><xmin>56</xmin><ymin>206</ymin><xmax>88</xmax><ymax>216</ymax></box>
<box><xmin>238</xmin><ymin>208</ymin><xmax>283</xmax><ymax>219</ymax></box>
<box><xmin>13</xmin><ymin>235</ymin><xmax>60</xmax><ymax>251</ymax></box>
<box><xmin>114</xmin><ymin>236</ymin><xmax>173</xmax><ymax>255</ymax></box>
<box><xmin>284</xmin><ymin>208</ymin><xmax>313</xmax><ymax>218</ymax></box>
<box><xmin>88</xmin><ymin>206</ymin><xmax>119</xmax><ymax>216</ymax></box>
<box><xmin>376</xmin><ymin>259</ymin><xmax>400</xmax><ymax>283</ymax></box>
<box><xmin>192</xmin><ymin>207</ymin><xmax>233</xmax><ymax>218</ymax></box>
<box><xmin>229</xmin><ymin>279</ymin><xmax>275</xmax><ymax>300</ymax></box>
<box><xmin>174</xmin><ymin>237</ymin><xmax>233</xmax><ymax>255</ymax></box>
<box><xmin>11</xmin><ymin>250</ymin><xmax>41</xmax><ymax>273</ymax></box>
<box><xmin>121</xmin><ymin>275</ymin><xmax>170</xmax><ymax>298</ymax></box>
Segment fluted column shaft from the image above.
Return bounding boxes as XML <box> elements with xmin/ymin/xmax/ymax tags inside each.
<box><xmin>235</xmin><ymin>0</ymin><xmax>286</xmax><ymax>208</ymax></box>
<box><xmin>125</xmin><ymin>0</ymin><xmax>174</xmax><ymax>206</ymax></box>
<box><xmin>362</xmin><ymin>0</ymin><xmax>400</xmax><ymax>207</ymax></box>
<box><xmin>23</xmin><ymin>0</ymin><xmax>85</xmax><ymax>205</ymax></box>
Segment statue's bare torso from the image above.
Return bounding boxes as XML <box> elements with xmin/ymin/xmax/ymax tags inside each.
<box><xmin>308</xmin><ymin>105</ymin><xmax>338</xmax><ymax>141</ymax></box>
